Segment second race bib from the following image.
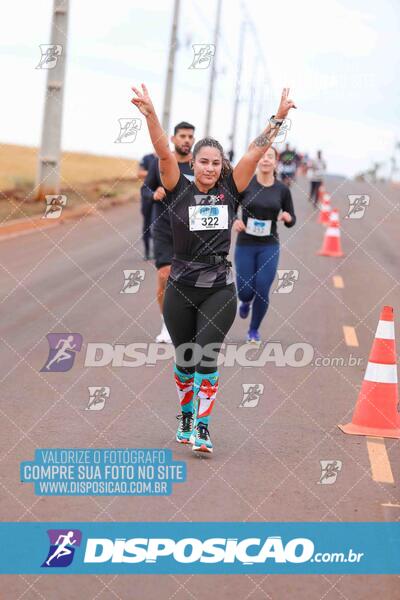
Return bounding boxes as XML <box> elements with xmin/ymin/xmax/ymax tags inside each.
<box><xmin>188</xmin><ymin>205</ymin><xmax>228</xmax><ymax>231</ymax></box>
<box><xmin>246</xmin><ymin>217</ymin><xmax>272</xmax><ymax>236</ymax></box>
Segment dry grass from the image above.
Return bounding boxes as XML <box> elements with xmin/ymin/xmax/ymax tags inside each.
<box><xmin>0</xmin><ymin>144</ymin><xmax>142</xmax><ymax>223</ymax></box>
<box><xmin>0</xmin><ymin>143</ymin><xmax>139</xmax><ymax>190</ymax></box>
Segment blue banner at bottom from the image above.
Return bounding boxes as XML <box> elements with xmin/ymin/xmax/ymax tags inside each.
<box><xmin>0</xmin><ymin>522</ymin><xmax>399</xmax><ymax>574</ymax></box>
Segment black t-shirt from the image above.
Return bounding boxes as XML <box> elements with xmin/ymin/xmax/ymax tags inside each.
<box><xmin>139</xmin><ymin>153</ymin><xmax>157</xmax><ymax>171</ymax></box>
<box><xmin>144</xmin><ymin>159</ymin><xmax>194</xmax><ymax>238</ymax></box>
<box><xmin>166</xmin><ymin>171</ymin><xmax>240</xmax><ymax>288</ymax></box>
<box><xmin>237</xmin><ymin>176</ymin><xmax>296</xmax><ymax>246</ymax></box>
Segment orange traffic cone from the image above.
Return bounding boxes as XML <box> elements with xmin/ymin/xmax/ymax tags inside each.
<box><xmin>339</xmin><ymin>306</ymin><xmax>400</xmax><ymax>438</ymax></box>
<box><xmin>318</xmin><ymin>193</ymin><xmax>331</xmax><ymax>225</ymax></box>
<box><xmin>317</xmin><ymin>184</ymin><xmax>325</xmax><ymax>204</ymax></box>
<box><xmin>317</xmin><ymin>209</ymin><xmax>344</xmax><ymax>257</ymax></box>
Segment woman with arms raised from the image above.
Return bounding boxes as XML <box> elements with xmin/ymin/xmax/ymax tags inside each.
<box><xmin>131</xmin><ymin>85</ymin><xmax>296</xmax><ymax>454</ymax></box>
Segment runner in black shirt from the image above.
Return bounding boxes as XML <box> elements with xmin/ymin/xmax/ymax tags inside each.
<box><xmin>142</xmin><ymin>122</ymin><xmax>195</xmax><ymax>343</ymax></box>
<box><xmin>138</xmin><ymin>152</ymin><xmax>156</xmax><ymax>261</ymax></box>
<box><xmin>131</xmin><ymin>84</ymin><xmax>296</xmax><ymax>454</ymax></box>
<box><xmin>234</xmin><ymin>146</ymin><xmax>296</xmax><ymax>343</ymax></box>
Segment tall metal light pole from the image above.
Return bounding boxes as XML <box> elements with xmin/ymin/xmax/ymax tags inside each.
<box><xmin>35</xmin><ymin>0</ymin><xmax>69</xmax><ymax>201</ymax></box>
<box><xmin>228</xmin><ymin>20</ymin><xmax>246</xmax><ymax>162</ymax></box>
<box><xmin>162</xmin><ymin>0</ymin><xmax>180</xmax><ymax>133</ymax></box>
<box><xmin>246</xmin><ymin>57</ymin><xmax>258</xmax><ymax>144</ymax></box>
<box><xmin>204</xmin><ymin>0</ymin><xmax>222</xmax><ymax>137</ymax></box>
<box><xmin>255</xmin><ymin>83</ymin><xmax>265</xmax><ymax>134</ymax></box>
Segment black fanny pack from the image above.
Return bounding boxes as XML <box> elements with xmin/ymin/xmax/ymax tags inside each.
<box><xmin>174</xmin><ymin>253</ymin><xmax>232</xmax><ymax>267</ymax></box>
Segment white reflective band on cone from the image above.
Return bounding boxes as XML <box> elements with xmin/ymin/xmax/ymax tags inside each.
<box><xmin>364</xmin><ymin>362</ymin><xmax>398</xmax><ymax>384</ymax></box>
<box><xmin>330</xmin><ymin>214</ymin><xmax>339</xmax><ymax>222</ymax></box>
<box><xmin>375</xmin><ymin>320</ymin><xmax>395</xmax><ymax>340</ymax></box>
<box><xmin>321</xmin><ymin>206</ymin><xmax>330</xmax><ymax>212</ymax></box>
<box><xmin>326</xmin><ymin>228</ymin><xmax>340</xmax><ymax>237</ymax></box>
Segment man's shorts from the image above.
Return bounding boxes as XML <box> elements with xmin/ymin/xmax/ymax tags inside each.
<box><xmin>153</xmin><ymin>231</ymin><xmax>173</xmax><ymax>270</ymax></box>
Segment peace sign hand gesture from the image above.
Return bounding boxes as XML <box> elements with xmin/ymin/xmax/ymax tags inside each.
<box><xmin>276</xmin><ymin>88</ymin><xmax>297</xmax><ymax>120</ymax></box>
<box><xmin>131</xmin><ymin>83</ymin><xmax>155</xmax><ymax>118</ymax></box>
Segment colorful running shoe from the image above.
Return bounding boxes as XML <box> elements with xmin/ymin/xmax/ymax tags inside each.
<box><xmin>190</xmin><ymin>422</ymin><xmax>213</xmax><ymax>453</ymax></box>
<box><xmin>176</xmin><ymin>412</ymin><xmax>195</xmax><ymax>444</ymax></box>
<box><xmin>239</xmin><ymin>302</ymin><xmax>251</xmax><ymax>319</ymax></box>
<box><xmin>247</xmin><ymin>329</ymin><xmax>261</xmax><ymax>345</ymax></box>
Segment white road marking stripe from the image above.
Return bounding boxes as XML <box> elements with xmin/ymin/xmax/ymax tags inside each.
<box><xmin>366</xmin><ymin>437</ymin><xmax>394</xmax><ymax>484</ymax></box>
<box><xmin>343</xmin><ymin>326</ymin><xmax>359</xmax><ymax>347</ymax></box>
<box><xmin>333</xmin><ymin>276</ymin><xmax>344</xmax><ymax>288</ymax></box>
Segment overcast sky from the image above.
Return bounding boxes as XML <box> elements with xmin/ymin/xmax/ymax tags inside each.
<box><xmin>0</xmin><ymin>0</ymin><xmax>399</xmax><ymax>178</ymax></box>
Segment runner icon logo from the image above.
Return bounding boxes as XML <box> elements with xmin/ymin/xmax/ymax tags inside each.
<box><xmin>239</xmin><ymin>384</ymin><xmax>264</xmax><ymax>408</ymax></box>
<box><xmin>274</xmin><ymin>270</ymin><xmax>299</xmax><ymax>294</ymax></box>
<box><xmin>346</xmin><ymin>195</ymin><xmax>370</xmax><ymax>219</ymax></box>
<box><xmin>86</xmin><ymin>386</ymin><xmax>110</xmax><ymax>411</ymax></box>
<box><xmin>188</xmin><ymin>44</ymin><xmax>215</xmax><ymax>69</ymax></box>
<box><xmin>42</xmin><ymin>195</ymin><xmax>67</xmax><ymax>219</ymax></box>
<box><xmin>40</xmin><ymin>333</ymin><xmax>83</xmax><ymax>373</ymax></box>
<box><xmin>41</xmin><ymin>529</ymin><xmax>82</xmax><ymax>568</ymax></box>
<box><xmin>114</xmin><ymin>118</ymin><xmax>142</xmax><ymax>143</ymax></box>
<box><xmin>318</xmin><ymin>460</ymin><xmax>342</xmax><ymax>485</ymax></box>
<box><xmin>36</xmin><ymin>44</ymin><xmax>62</xmax><ymax>69</ymax></box>
<box><xmin>120</xmin><ymin>270</ymin><xmax>145</xmax><ymax>294</ymax></box>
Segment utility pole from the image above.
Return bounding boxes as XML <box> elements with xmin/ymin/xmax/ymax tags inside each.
<box><xmin>255</xmin><ymin>83</ymin><xmax>265</xmax><ymax>134</ymax></box>
<box><xmin>246</xmin><ymin>58</ymin><xmax>258</xmax><ymax>144</ymax></box>
<box><xmin>228</xmin><ymin>19</ymin><xmax>246</xmax><ymax>162</ymax></box>
<box><xmin>35</xmin><ymin>0</ymin><xmax>69</xmax><ymax>201</ymax></box>
<box><xmin>162</xmin><ymin>0</ymin><xmax>180</xmax><ymax>133</ymax></box>
<box><xmin>204</xmin><ymin>0</ymin><xmax>222</xmax><ymax>137</ymax></box>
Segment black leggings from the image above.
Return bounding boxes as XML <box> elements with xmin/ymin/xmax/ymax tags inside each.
<box><xmin>309</xmin><ymin>181</ymin><xmax>321</xmax><ymax>206</ymax></box>
<box><xmin>163</xmin><ymin>280</ymin><xmax>237</xmax><ymax>374</ymax></box>
<box><xmin>141</xmin><ymin>196</ymin><xmax>153</xmax><ymax>255</ymax></box>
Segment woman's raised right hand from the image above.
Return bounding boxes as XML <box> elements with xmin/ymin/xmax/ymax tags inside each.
<box><xmin>131</xmin><ymin>83</ymin><xmax>155</xmax><ymax>117</ymax></box>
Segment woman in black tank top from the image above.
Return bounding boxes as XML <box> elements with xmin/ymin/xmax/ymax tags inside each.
<box><xmin>131</xmin><ymin>84</ymin><xmax>297</xmax><ymax>454</ymax></box>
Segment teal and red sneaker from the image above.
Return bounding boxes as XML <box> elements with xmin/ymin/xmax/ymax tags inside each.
<box><xmin>176</xmin><ymin>412</ymin><xmax>195</xmax><ymax>444</ymax></box>
<box><xmin>190</xmin><ymin>422</ymin><xmax>213</xmax><ymax>453</ymax></box>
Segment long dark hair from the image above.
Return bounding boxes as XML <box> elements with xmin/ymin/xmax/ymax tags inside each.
<box><xmin>192</xmin><ymin>137</ymin><xmax>232</xmax><ymax>182</ymax></box>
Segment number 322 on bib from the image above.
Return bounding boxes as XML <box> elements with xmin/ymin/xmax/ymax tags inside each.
<box><xmin>188</xmin><ymin>205</ymin><xmax>228</xmax><ymax>231</ymax></box>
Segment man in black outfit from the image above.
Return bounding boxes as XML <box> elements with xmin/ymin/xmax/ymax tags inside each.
<box><xmin>138</xmin><ymin>152</ymin><xmax>157</xmax><ymax>260</ymax></box>
<box><xmin>142</xmin><ymin>122</ymin><xmax>195</xmax><ymax>343</ymax></box>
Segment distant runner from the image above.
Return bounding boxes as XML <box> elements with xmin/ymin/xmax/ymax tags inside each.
<box><xmin>309</xmin><ymin>150</ymin><xmax>327</xmax><ymax>206</ymax></box>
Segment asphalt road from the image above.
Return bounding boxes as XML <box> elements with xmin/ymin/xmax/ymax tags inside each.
<box><xmin>1</xmin><ymin>175</ymin><xmax>399</xmax><ymax>599</ymax></box>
